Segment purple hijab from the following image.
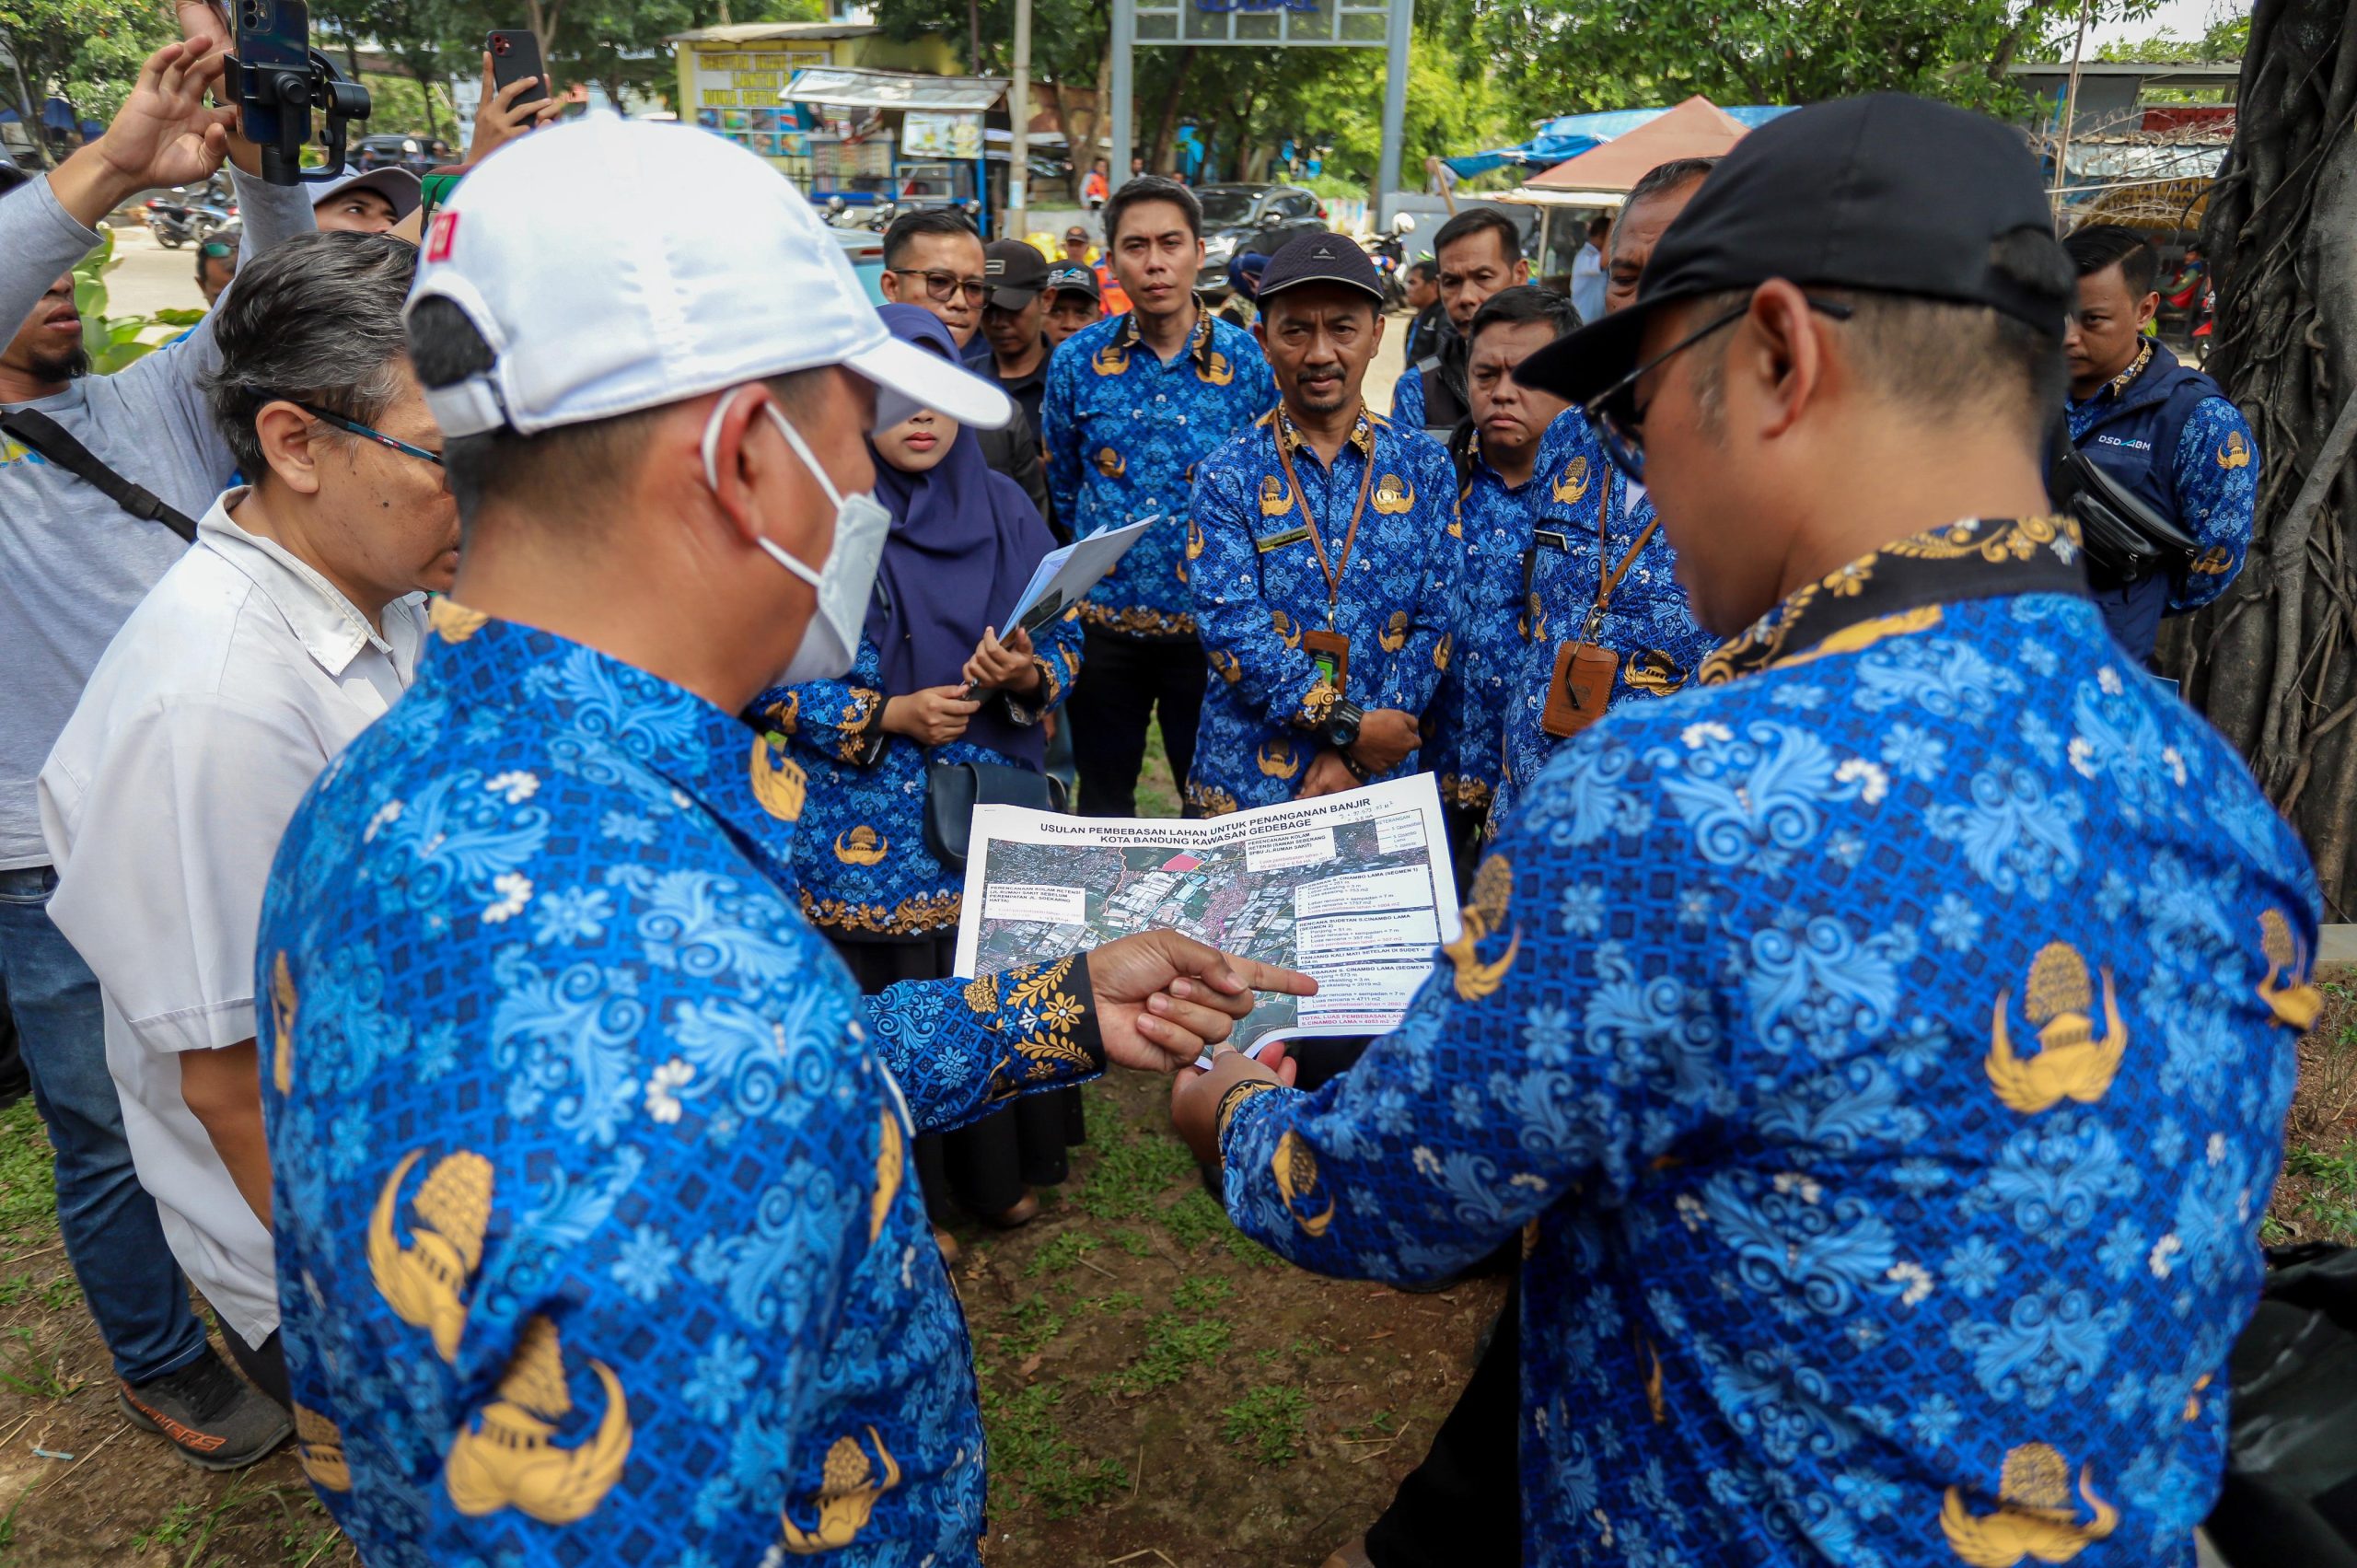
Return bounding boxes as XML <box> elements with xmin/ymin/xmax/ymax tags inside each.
<box><xmin>865</xmin><ymin>304</ymin><xmax>1059</xmax><ymax>768</ymax></box>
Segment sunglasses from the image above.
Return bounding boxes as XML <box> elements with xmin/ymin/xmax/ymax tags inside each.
<box><xmin>1584</xmin><ymin>296</ymin><xmax>1853</xmax><ymax>482</ymax></box>
<box><xmin>890</xmin><ymin>268</ymin><xmax>987</xmax><ymax>306</ymax></box>
<box><xmin>272</xmin><ymin>395</ymin><xmax>446</xmax><ymax>474</ymax></box>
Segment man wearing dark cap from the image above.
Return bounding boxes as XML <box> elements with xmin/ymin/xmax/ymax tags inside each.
<box><xmin>1041</xmin><ymin>262</ymin><xmax>1102</xmax><ymax>350</ymax></box>
<box><xmin>1178</xmin><ymin>94</ymin><xmax>2321</xmax><ymax>1564</ymax></box>
<box><xmin>1183</xmin><ymin>232</ymin><xmax>1457</xmax><ymax>816</ymax></box>
<box><xmin>981</xmin><ymin>238</ymin><xmax>1055</xmax><ymax>436</ymax></box>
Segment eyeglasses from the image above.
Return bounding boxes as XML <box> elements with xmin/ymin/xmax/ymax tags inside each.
<box><xmin>890</xmin><ymin>268</ymin><xmax>987</xmax><ymax>306</ymax></box>
<box><xmin>1584</xmin><ymin>296</ymin><xmax>1853</xmax><ymax>482</ymax></box>
<box><xmin>271</xmin><ymin>395</ymin><xmax>446</xmax><ymax>472</ymax></box>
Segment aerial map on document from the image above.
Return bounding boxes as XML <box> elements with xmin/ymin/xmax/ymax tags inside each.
<box><xmin>954</xmin><ymin>774</ymin><xmax>1463</xmax><ymax>1055</ymax></box>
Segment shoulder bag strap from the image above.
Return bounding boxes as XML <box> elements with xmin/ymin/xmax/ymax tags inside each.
<box><xmin>0</xmin><ymin>407</ymin><xmax>199</xmax><ymax>543</ymax></box>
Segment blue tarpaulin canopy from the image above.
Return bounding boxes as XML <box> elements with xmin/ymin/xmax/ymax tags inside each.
<box><xmin>1446</xmin><ymin>102</ymin><xmax>1793</xmax><ymax>178</ymax></box>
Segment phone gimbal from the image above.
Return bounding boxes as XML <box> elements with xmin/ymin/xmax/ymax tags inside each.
<box><xmin>226</xmin><ymin>48</ymin><xmax>371</xmax><ymax>186</ymax></box>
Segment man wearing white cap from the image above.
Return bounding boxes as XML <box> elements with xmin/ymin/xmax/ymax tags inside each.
<box><xmin>307</xmin><ymin>165</ymin><xmax>421</xmax><ymax>234</ymax></box>
<box><xmin>254</xmin><ymin>113</ymin><xmax>1309</xmax><ymax>1562</ymax></box>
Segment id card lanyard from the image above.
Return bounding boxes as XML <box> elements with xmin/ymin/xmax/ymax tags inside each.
<box><xmin>1574</xmin><ymin>470</ymin><xmax>1662</xmax><ymax>645</ymax></box>
<box><xmin>1271</xmin><ymin>416</ymin><xmax>1377</xmax><ymax>627</ymax></box>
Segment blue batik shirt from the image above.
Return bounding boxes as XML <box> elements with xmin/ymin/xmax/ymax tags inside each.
<box><xmin>257</xmin><ymin>603</ymin><xmax>1109</xmax><ymax>1566</ymax></box>
<box><xmin>1185</xmin><ymin>406</ymin><xmax>1460</xmax><ymax>815</ymax></box>
<box><xmin>1039</xmin><ymin>304</ymin><xmax>1276</xmax><ymax>640</ymax></box>
<box><xmin>1496</xmin><ymin>412</ymin><xmax>1714</xmax><ymax>824</ymax></box>
<box><xmin>1214</xmin><ymin>516</ymin><xmax>2324</xmax><ymax>1567</ymax></box>
<box><xmin>1392</xmin><ymin>359</ymin><xmax>1429</xmax><ymax>431</ymax></box>
<box><xmin>2065</xmin><ymin>339</ymin><xmax>2258</xmax><ymax>614</ymax></box>
<box><xmin>761</xmin><ymin>611</ymin><xmax>1083</xmax><ymax>939</ymax></box>
<box><xmin>1428</xmin><ymin>438</ymin><xmax>1545</xmax><ymax>819</ymax></box>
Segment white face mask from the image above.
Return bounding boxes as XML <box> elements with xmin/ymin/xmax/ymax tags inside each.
<box><xmin>702</xmin><ymin>386</ymin><xmax>892</xmax><ymax>685</ymax></box>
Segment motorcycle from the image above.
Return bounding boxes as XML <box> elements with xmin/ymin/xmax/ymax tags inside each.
<box><xmin>1363</xmin><ymin>210</ymin><xmax>1417</xmax><ymax>313</ymax></box>
<box><xmin>145</xmin><ymin>188</ymin><xmax>235</xmax><ymax>250</ymax></box>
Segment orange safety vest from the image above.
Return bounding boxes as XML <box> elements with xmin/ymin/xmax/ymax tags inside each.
<box><xmin>1093</xmin><ymin>258</ymin><xmax>1131</xmax><ymax>316</ymax></box>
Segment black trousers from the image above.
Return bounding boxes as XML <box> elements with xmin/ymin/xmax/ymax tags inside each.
<box><xmin>1066</xmin><ymin>629</ymin><xmax>1205</xmax><ymax>818</ymax></box>
<box><xmin>218</xmin><ymin>1318</ymin><xmax>290</xmax><ymax>1409</ymax></box>
<box><xmin>830</xmin><ymin>933</ymin><xmax>1085</xmax><ymax>1221</ymax></box>
<box><xmin>1283</xmin><ymin>1039</ymin><xmax>1525</xmax><ymax>1568</ymax></box>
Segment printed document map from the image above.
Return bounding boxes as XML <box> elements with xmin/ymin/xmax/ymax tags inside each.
<box><xmin>954</xmin><ymin>774</ymin><xmax>1462</xmax><ymax>1056</ymax></box>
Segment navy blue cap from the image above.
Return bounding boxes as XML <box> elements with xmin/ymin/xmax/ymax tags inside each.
<box><xmin>1257</xmin><ymin>230</ymin><xmax>1384</xmax><ymax>305</ymax></box>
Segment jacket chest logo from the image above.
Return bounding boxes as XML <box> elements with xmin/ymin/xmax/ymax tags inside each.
<box><xmin>1551</xmin><ymin>456</ymin><xmax>1590</xmax><ymax>505</ymax></box>
<box><xmin>1372</xmin><ymin>473</ymin><xmax>1414</xmax><ymax>514</ymax></box>
<box><xmin>1096</xmin><ymin>447</ymin><xmax>1127</xmax><ymax>478</ymax></box>
<box><xmin>2217</xmin><ymin>429</ymin><xmax>2251</xmax><ymax>469</ymax></box>
<box><xmin>1090</xmin><ymin>342</ymin><xmax>1130</xmax><ymax>377</ymax></box>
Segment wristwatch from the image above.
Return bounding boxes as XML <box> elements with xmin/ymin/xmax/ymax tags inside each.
<box><xmin>1318</xmin><ymin>699</ymin><xmax>1364</xmax><ymax>754</ymax></box>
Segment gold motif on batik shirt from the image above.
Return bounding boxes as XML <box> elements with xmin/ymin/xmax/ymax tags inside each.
<box><xmin>1271</xmin><ymin>1131</ymin><xmax>1334</xmax><ymax>1237</ymax></box>
<box><xmin>1938</xmin><ymin>1442</ymin><xmax>2118</xmax><ymax>1566</ymax></box>
<box><xmin>1200</xmin><ymin>348</ymin><xmax>1237</xmax><ymax>387</ymax></box>
<box><xmin>1258</xmin><ymin>739</ymin><xmax>1302</xmax><ymax>780</ymax></box>
<box><xmin>2257</xmin><ymin>909</ymin><xmax>2324</xmax><ymax>1029</ymax></box>
<box><xmin>1090</xmin><ymin>340</ymin><xmax>1130</xmax><ymax>377</ymax></box>
<box><xmin>989</xmin><ymin>958</ymin><xmax>1094</xmax><ymax>1086</ymax></box>
<box><xmin>2217</xmin><ymin>429</ymin><xmax>2252</xmax><ymax>470</ymax></box>
<box><xmin>1080</xmin><ymin>604</ymin><xmax>1197</xmax><ymax>637</ymax></box>
<box><xmin>750</xmin><ymin>735</ymin><xmax>807</xmax><ymax>821</ymax></box>
<box><xmin>1210</xmin><ymin>647</ymin><xmax>1244</xmax><ymax>684</ymax></box>
<box><xmin>1987</xmin><ymin>943</ymin><xmax>2127</xmax><ymax>1115</ymax></box>
<box><xmin>443</xmin><ymin>1316</ymin><xmax>632</xmax><ymax>1525</ymax></box>
<box><xmin>1551</xmin><ymin>456</ymin><xmax>1590</xmax><ymax>505</ymax></box>
<box><xmin>1379</xmin><ymin>610</ymin><xmax>1411</xmax><ymax>653</ymax></box>
<box><xmin>2189</xmin><ymin>545</ymin><xmax>2234</xmax><ymax>575</ymax></box>
<box><xmin>1635</xmin><ymin>1332</ymin><xmax>1666</xmax><ymax>1424</ymax></box>
<box><xmin>1183</xmin><ymin>781</ymin><xmax>1239</xmax><ymax>818</ymax></box>
<box><xmin>270</xmin><ymin>952</ymin><xmax>297</xmax><ymax>1094</ymax></box>
<box><xmin>834</xmin><ymin>826</ymin><xmax>888</xmax><ymax>866</ymax></box>
<box><xmin>800</xmin><ymin>889</ymin><xmax>963</xmax><ymax>937</ymax></box>
<box><xmin>1443</xmin><ymin>854</ymin><xmax>1521</xmax><ymax>1001</ymax></box>
<box><xmin>368</xmin><ymin>1148</ymin><xmax>494</xmax><ymax>1363</ymax></box>
<box><xmin>761</xmin><ymin>691</ymin><xmax>801</xmax><ymax>738</ymax></box>
<box><xmin>964</xmin><ymin>971</ymin><xmax>1002</xmax><ymax>1012</ymax></box>
<box><xmin>1372</xmin><ymin>473</ymin><xmax>1415</xmax><ymax>515</ymax></box>
<box><xmin>1187</xmin><ymin>517</ymin><xmax>1207</xmax><ymax>558</ymax></box>
<box><xmin>2181</xmin><ymin>1371</ymin><xmax>2212</xmax><ymax>1422</ymax></box>
<box><xmin>1434</xmin><ymin>632</ymin><xmax>1452</xmax><ymax>670</ymax></box>
<box><xmin>1271</xmin><ymin>610</ymin><xmax>1304</xmax><ymax>649</ymax></box>
<box><xmin>1095</xmin><ymin>446</ymin><xmax>1127</xmax><ymax>478</ymax></box>
<box><xmin>1881</xmin><ymin>515</ymin><xmax>2073</xmax><ymax>567</ymax></box>
<box><xmin>871</xmin><ymin>1108</ymin><xmax>904</xmax><ymax>1245</ymax></box>
<box><xmin>293</xmin><ymin>1403</ymin><xmax>350</xmax><ymax>1492</ymax></box>
<box><xmin>427</xmin><ymin>597</ymin><xmax>490</xmax><ymax>643</ymax></box>
<box><xmin>778</xmin><ymin>1426</ymin><xmax>902</xmax><ymax>1554</ymax></box>
<box><xmin>1622</xmin><ymin>649</ymin><xmax>1689</xmax><ymax>696</ymax></box>
<box><xmin>1260</xmin><ymin>475</ymin><xmax>1295</xmax><ymax>517</ymax></box>
<box><xmin>1301</xmin><ymin>679</ymin><xmax>1339</xmax><ymax>726</ymax></box>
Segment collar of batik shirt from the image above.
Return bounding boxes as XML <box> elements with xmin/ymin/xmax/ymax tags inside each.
<box><xmin>1271</xmin><ymin>404</ymin><xmax>1377</xmax><ymax>462</ymax></box>
<box><xmin>1114</xmin><ymin>296</ymin><xmax>1217</xmax><ymax>367</ymax></box>
<box><xmin>2098</xmin><ymin>336</ymin><xmax>2156</xmax><ymax>401</ymax></box>
<box><xmin>1697</xmin><ymin>515</ymin><xmax>2086</xmax><ymax>685</ymax></box>
<box><xmin>415</xmin><ymin>599</ymin><xmax>810</xmax><ymax>876</ymax></box>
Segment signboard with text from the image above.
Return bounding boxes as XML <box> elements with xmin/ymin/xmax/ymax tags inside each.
<box><xmin>1135</xmin><ymin>0</ymin><xmax>1389</xmax><ymax>44</ymax></box>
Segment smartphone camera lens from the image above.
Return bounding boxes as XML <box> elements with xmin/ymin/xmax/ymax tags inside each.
<box><xmin>491</xmin><ymin>34</ymin><xmax>509</xmax><ymax>53</ymax></box>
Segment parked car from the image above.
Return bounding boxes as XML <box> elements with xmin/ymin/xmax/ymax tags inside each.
<box><xmin>1192</xmin><ymin>183</ymin><xmax>1329</xmax><ymax>301</ymax></box>
<box><xmin>830</xmin><ymin>225</ymin><xmax>888</xmax><ymax>305</ymax></box>
<box><xmin>351</xmin><ymin>134</ymin><xmax>443</xmax><ymax>175</ymax></box>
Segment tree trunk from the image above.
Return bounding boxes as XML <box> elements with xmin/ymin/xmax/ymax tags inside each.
<box><xmin>6</xmin><ymin>43</ymin><xmax>51</xmax><ymax>168</ymax></box>
<box><xmin>409</xmin><ymin>65</ymin><xmax>444</xmax><ymax>141</ymax></box>
<box><xmin>1147</xmin><ymin>46</ymin><xmax>1193</xmax><ymax>172</ymax></box>
<box><xmin>2165</xmin><ymin>0</ymin><xmax>2357</xmax><ymax>916</ymax></box>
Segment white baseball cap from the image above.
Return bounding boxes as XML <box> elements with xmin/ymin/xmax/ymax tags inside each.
<box><xmin>313</xmin><ymin>165</ymin><xmax>423</xmax><ymax>220</ymax></box>
<box><xmin>408</xmin><ymin>113</ymin><xmax>1010</xmax><ymax>439</ymax></box>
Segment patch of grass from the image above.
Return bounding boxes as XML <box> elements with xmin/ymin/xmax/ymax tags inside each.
<box><xmin>0</xmin><ymin>1326</ymin><xmax>86</xmax><ymax>1400</ymax></box>
<box><xmin>134</xmin><ymin>1502</ymin><xmax>202</xmax><ymax>1552</ymax></box>
<box><xmin>1106</xmin><ymin>1227</ymin><xmax>1155</xmax><ymax>1258</ymax></box>
<box><xmin>1024</xmin><ymin>1231</ymin><xmax>1102</xmax><ymax>1279</ymax></box>
<box><xmin>1114</xmin><ymin>1313</ymin><xmax>1232</xmax><ymax>1392</ymax></box>
<box><xmin>1073</xmin><ymin>1125</ymin><xmax>1196</xmax><ymax>1223</ymax></box>
<box><xmin>995</xmin><ymin>1294</ymin><xmax>1067</xmax><ymax>1358</ymax></box>
<box><xmin>1225</xmin><ymin>1228</ymin><xmax>1283</xmax><ymax>1269</ymax></box>
<box><xmin>1221</xmin><ymin>1384</ymin><xmax>1311</xmax><ymax>1466</ymax></box>
<box><xmin>980</xmin><ymin>1378</ymin><xmax>1130</xmax><ymax>1519</ymax></box>
<box><xmin>0</xmin><ymin>1099</ymin><xmax>59</xmax><ymax>1252</ymax></box>
<box><xmin>1342</xmin><ymin>1410</ymin><xmax>1398</xmax><ymax>1441</ymax></box>
<box><xmin>1161</xmin><ymin>1189</ymin><xmax>1232</xmax><ymax>1252</ymax></box>
<box><xmin>1075</xmin><ymin>1290</ymin><xmax>1143</xmax><ymax>1317</ymax></box>
<box><xmin>1170</xmin><ymin>1275</ymin><xmax>1234</xmax><ymax>1314</ymax></box>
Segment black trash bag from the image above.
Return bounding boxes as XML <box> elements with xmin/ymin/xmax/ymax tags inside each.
<box><xmin>2208</xmin><ymin>1243</ymin><xmax>2357</xmax><ymax>1567</ymax></box>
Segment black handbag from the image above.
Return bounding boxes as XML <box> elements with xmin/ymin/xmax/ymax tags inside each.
<box><xmin>923</xmin><ymin>760</ymin><xmax>1068</xmax><ymax>871</ymax></box>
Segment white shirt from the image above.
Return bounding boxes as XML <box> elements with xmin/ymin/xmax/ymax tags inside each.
<box><xmin>1571</xmin><ymin>239</ymin><xmax>1607</xmax><ymax>326</ymax></box>
<box><xmin>39</xmin><ymin>490</ymin><xmax>424</xmax><ymax>1350</ymax></box>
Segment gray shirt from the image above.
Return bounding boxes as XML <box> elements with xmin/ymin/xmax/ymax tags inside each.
<box><xmin>0</xmin><ymin>171</ymin><xmax>314</xmax><ymax>867</ymax></box>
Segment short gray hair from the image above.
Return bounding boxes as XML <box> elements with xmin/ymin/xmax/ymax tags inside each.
<box><xmin>204</xmin><ymin>231</ymin><xmax>417</xmax><ymax>482</ymax></box>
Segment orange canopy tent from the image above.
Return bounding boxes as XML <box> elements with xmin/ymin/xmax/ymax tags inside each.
<box><xmin>1525</xmin><ymin>95</ymin><xmax>1752</xmax><ymax>193</ymax></box>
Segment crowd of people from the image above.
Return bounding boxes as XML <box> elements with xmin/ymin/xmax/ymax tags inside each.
<box><xmin>0</xmin><ymin>9</ymin><xmax>2327</xmax><ymax>1567</ymax></box>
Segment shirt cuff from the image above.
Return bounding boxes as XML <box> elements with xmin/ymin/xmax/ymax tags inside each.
<box><xmin>132</xmin><ymin>996</ymin><xmax>258</xmax><ymax>1055</ymax></box>
<box><xmin>973</xmin><ymin>952</ymin><xmax>1105</xmax><ymax>1102</ymax></box>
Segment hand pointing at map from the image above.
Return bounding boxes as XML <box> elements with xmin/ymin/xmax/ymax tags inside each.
<box><xmin>1086</xmin><ymin>933</ymin><xmax>1317</xmax><ymax>1074</ymax></box>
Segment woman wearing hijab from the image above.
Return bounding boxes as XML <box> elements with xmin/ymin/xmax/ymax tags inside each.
<box><xmin>765</xmin><ymin>305</ymin><xmax>1086</xmax><ymax>1239</ymax></box>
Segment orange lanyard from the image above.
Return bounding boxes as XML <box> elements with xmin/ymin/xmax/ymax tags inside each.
<box><xmin>1271</xmin><ymin>417</ymin><xmax>1377</xmax><ymax>617</ymax></box>
<box><xmin>1579</xmin><ymin>476</ymin><xmax>1662</xmax><ymax>642</ymax></box>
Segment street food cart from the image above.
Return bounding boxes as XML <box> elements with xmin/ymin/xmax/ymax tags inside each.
<box><xmin>783</xmin><ymin>66</ymin><xmax>1009</xmax><ymax>236</ymax></box>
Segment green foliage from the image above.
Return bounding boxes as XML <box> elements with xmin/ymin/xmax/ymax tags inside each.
<box><xmin>1107</xmin><ymin>1226</ymin><xmax>1155</xmax><ymax>1258</ymax></box>
<box><xmin>1220</xmin><ymin>1383</ymin><xmax>1309</xmax><ymax>1465</ymax></box>
<box><xmin>1170</xmin><ymin>1274</ymin><xmax>1233</xmax><ymax>1313</ymax></box>
<box><xmin>149</xmin><ymin>308</ymin><xmax>208</xmax><ymax>327</ymax></box>
<box><xmin>1159</xmin><ymin>1187</ymin><xmax>1231</xmax><ymax>1251</ymax></box>
<box><xmin>0</xmin><ymin>1325</ymin><xmax>87</xmax><ymax>1400</ymax></box>
<box><xmin>0</xmin><ymin>0</ymin><xmax>174</xmax><ymax>138</ymax></box>
<box><xmin>2097</xmin><ymin>14</ymin><xmax>2248</xmax><ymax>64</ymax></box>
<box><xmin>996</xmin><ymin>1292</ymin><xmax>1068</xmax><ymax>1356</ymax></box>
<box><xmin>1113</xmin><ymin>1312</ymin><xmax>1230</xmax><ymax>1391</ymax></box>
<box><xmin>134</xmin><ymin>1503</ymin><xmax>203</xmax><ymax>1553</ymax></box>
<box><xmin>978</xmin><ymin>1377</ymin><xmax>1129</xmax><ymax>1518</ymax></box>
<box><xmin>1073</xmin><ymin>1121</ymin><xmax>1195</xmax><ymax>1221</ymax></box>
<box><xmin>0</xmin><ymin>1097</ymin><xmax>59</xmax><ymax>1254</ymax></box>
<box><xmin>70</xmin><ymin>229</ymin><xmax>160</xmax><ymax>375</ymax></box>
<box><xmin>1025</xmin><ymin>1229</ymin><xmax>1102</xmax><ymax>1277</ymax></box>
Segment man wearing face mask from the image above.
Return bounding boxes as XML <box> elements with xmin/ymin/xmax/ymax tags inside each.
<box><xmin>251</xmin><ymin>116</ymin><xmax>1311</xmax><ymax>1565</ymax></box>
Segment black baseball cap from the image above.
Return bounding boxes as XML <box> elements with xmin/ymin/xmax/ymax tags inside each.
<box><xmin>1257</xmin><ymin>231</ymin><xmax>1384</xmax><ymax>305</ymax></box>
<box><xmin>1044</xmin><ymin>263</ymin><xmax>1099</xmax><ymax>303</ymax></box>
<box><xmin>983</xmin><ymin>239</ymin><xmax>1051</xmax><ymax>308</ymax></box>
<box><xmin>1517</xmin><ymin>93</ymin><xmax>2073</xmax><ymax>405</ymax></box>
